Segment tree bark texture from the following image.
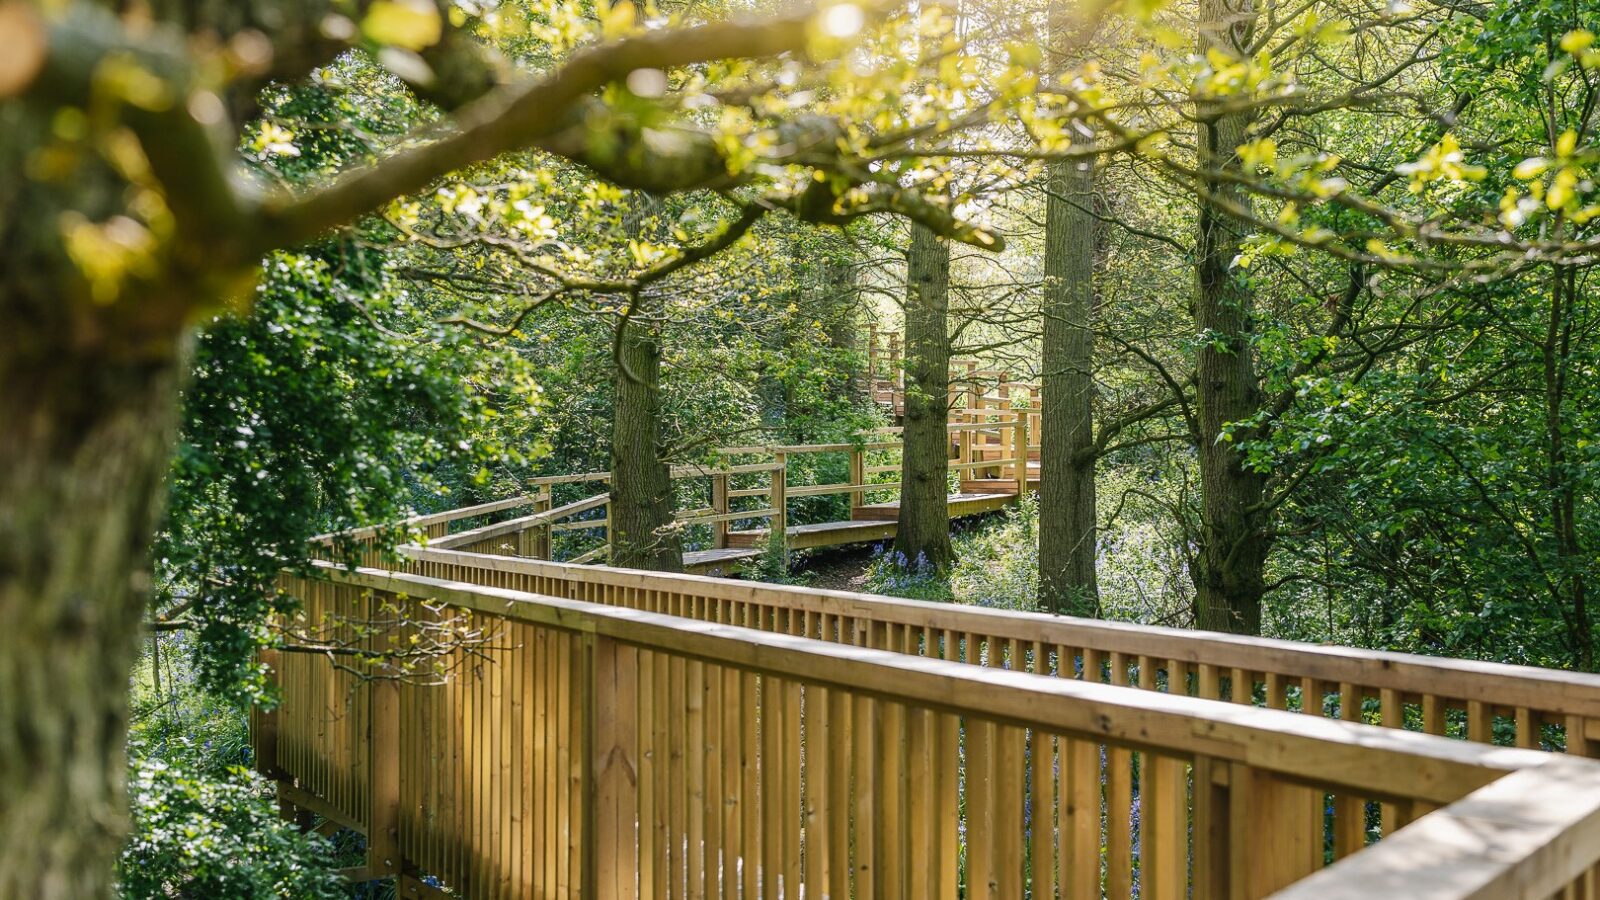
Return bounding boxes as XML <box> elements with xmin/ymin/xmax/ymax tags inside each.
<box><xmin>1193</xmin><ymin>0</ymin><xmax>1269</xmax><ymax>634</ymax></box>
<box><xmin>895</xmin><ymin>222</ymin><xmax>954</xmax><ymax>572</ymax></box>
<box><xmin>609</xmin><ymin>315</ymin><xmax>683</xmax><ymax>572</ymax></box>
<box><xmin>1038</xmin><ymin>156</ymin><xmax>1101</xmax><ymax>616</ymax></box>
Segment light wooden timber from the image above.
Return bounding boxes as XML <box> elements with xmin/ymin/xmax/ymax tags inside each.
<box><xmin>259</xmin><ymin>560</ymin><xmax>1600</xmax><ymax>900</ymax></box>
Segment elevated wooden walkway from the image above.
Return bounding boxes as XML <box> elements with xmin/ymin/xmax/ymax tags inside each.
<box><xmin>263</xmin><ymin>524</ymin><xmax>1600</xmax><ymax>900</ymax></box>
<box><xmin>402</xmin><ymin>399</ymin><xmax>1042</xmax><ymax>577</ymax></box>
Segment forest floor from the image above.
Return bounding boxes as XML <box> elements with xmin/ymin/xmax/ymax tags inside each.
<box><xmin>790</xmin><ymin>544</ymin><xmax>882</xmax><ymax>591</ymax></box>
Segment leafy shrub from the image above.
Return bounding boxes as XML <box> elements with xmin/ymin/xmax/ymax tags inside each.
<box><xmin>119</xmin><ymin>759</ymin><xmax>345</xmax><ymax>900</ymax></box>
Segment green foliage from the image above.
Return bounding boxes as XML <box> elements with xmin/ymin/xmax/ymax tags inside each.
<box><xmin>118</xmin><ymin>760</ymin><xmax>346</xmax><ymax>900</ymax></box>
<box><xmin>123</xmin><ymin>637</ymin><xmax>345</xmax><ymax>900</ymax></box>
<box><xmin>156</xmin><ymin>247</ymin><xmax>534</xmax><ymax>701</ymax></box>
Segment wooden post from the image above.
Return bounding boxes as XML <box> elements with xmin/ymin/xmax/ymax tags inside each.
<box><xmin>1013</xmin><ymin>410</ymin><xmax>1028</xmax><ymax>498</ymax></box>
<box><xmin>367</xmin><ymin>676</ymin><xmax>401</xmax><ymax>878</ymax></box>
<box><xmin>712</xmin><ymin>473</ymin><xmax>730</xmax><ymax>549</ymax></box>
<box><xmin>534</xmin><ymin>488</ymin><xmax>552</xmax><ymax>559</ymax></box>
<box><xmin>771</xmin><ymin>453</ymin><xmax>788</xmax><ymax>556</ymax></box>
<box><xmin>849</xmin><ymin>445</ymin><xmax>865</xmax><ymax>514</ymax></box>
<box><xmin>589</xmin><ymin>634</ymin><xmax>640</xmax><ymax>900</ymax></box>
<box><xmin>888</xmin><ymin>333</ymin><xmax>903</xmax><ymax>413</ymax></box>
<box><xmin>1226</xmin><ymin>763</ymin><xmax>1320</xmax><ymax>899</ymax></box>
<box><xmin>868</xmin><ymin>323</ymin><xmax>880</xmax><ymax>398</ymax></box>
<box><xmin>254</xmin><ymin>648</ymin><xmax>280</xmax><ymax>781</ymax></box>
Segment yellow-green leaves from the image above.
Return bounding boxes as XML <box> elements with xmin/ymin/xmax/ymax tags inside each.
<box><xmin>249</xmin><ymin>122</ymin><xmax>301</xmax><ymax>159</ymax></box>
<box><xmin>362</xmin><ymin>0</ymin><xmax>443</xmax><ymax>50</ymax></box>
<box><xmin>598</xmin><ymin>0</ymin><xmax>637</xmax><ymax>40</ymax></box>
<box><xmin>1513</xmin><ymin>156</ymin><xmax>1551</xmax><ymax>180</ymax></box>
<box><xmin>1238</xmin><ymin>137</ymin><xmax>1277</xmax><ymax>172</ymax></box>
<box><xmin>1561</xmin><ymin>29</ymin><xmax>1595</xmax><ymax>54</ymax></box>
<box><xmin>60</xmin><ymin>213</ymin><xmax>160</xmax><ymax>304</ymax></box>
<box><xmin>1502</xmin><ymin>128</ymin><xmax>1592</xmax><ymax>225</ymax></box>
<box><xmin>1396</xmin><ymin>134</ymin><xmax>1485</xmax><ymax>193</ymax></box>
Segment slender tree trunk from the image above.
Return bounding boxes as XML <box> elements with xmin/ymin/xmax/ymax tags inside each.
<box><xmin>821</xmin><ymin>257</ymin><xmax>864</xmax><ymax>405</ymax></box>
<box><xmin>1038</xmin><ymin>156</ymin><xmax>1101</xmax><ymax>616</ymax></box>
<box><xmin>1544</xmin><ymin>262</ymin><xmax>1590</xmax><ymax>668</ymax></box>
<box><xmin>609</xmin><ymin>314</ymin><xmax>683</xmax><ymax>571</ymax></box>
<box><xmin>895</xmin><ymin>222</ymin><xmax>954</xmax><ymax>571</ymax></box>
<box><xmin>1193</xmin><ymin>0</ymin><xmax>1269</xmax><ymax>634</ymax></box>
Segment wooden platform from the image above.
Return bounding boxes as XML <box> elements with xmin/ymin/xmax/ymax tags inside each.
<box><xmin>716</xmin><ymin>489</ymin><xmax>1019</xmax><ymax>559</ymax></box>
<box><xmin>682</xmin><ymin>547</ymin><xmax>762</xmax><ymax>576</ymax></box>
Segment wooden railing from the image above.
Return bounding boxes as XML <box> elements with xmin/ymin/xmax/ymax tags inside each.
<box><xmin>256</xmin><ymin>558</ymin><xmax>1600</xmax><ymax>899</ymax></box>
<box><xmin>398</xmin><ymin>547</ymin><xmax>1600</xmax><ymax>761</ymax></box>
<box><xmin>328</xmin><ymin>417</ymin><xmax>1033</xmax><ymax>570</ymax></box>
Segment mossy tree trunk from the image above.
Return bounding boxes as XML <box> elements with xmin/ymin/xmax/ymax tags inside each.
<box><xmin>1193</xmin><ymin>0</ymin><xmax>1269</xmax><ymax>634</ymax></box>
<box><xmin>895</xmin><ymin>222</ymin><xmax>954</xmax><ymax>572</ymax></box>
<box><xmin>1038</xmin><ymin>155</ymin><xmax>1101</xmax><ymax>616</ymax></box>
<box><xmin>610</xmin><ymin>312</ymin><xmax>682</xmax><ymax>572</ymax></box>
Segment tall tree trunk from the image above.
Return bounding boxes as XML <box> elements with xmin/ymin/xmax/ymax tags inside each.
<box><xmin>821</xmin><ymin>256</ymin><xmax>864</xmax><ymax>406</ymax></box>
<box><xmin>0</xmin><ymin>97</ymin><xmax>193</xmax><ymax>899</ymax></box>
<box><xmin>1193</xmin><ymin>0</ymin><xmax>1269</xmax><ymax>634</ymax></box>
<box><xmin>609</xmin><ymin>315</ymin><xmax>683</xmax><ymax>571</ymax></box>
<box><xmin>1544</xmin><ymin>262</ymin><xmax>1590</xmax><ymax>668</ymax></box>
<box><xmin>895</xmin><ymin>222</ymin><xmax>954</xmax><ymax>571</ymax></box>
<box><xmin>0</xmin><ymin>347</ymin><xmax>184</xmax><ymax>900</ymax></box>
<box><xmin>1038</xmin><ymin>155</ymin><xmax>1101</xmax><ymax>616</ymax></box>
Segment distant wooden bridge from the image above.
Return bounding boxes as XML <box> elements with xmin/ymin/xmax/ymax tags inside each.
<box><xmin>417</xmin><ymin>341</ymin><xmax>1043</xmax><ymax>576</ymax></box>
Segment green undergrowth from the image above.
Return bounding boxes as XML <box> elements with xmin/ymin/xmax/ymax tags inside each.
<box><xmin>123</xmin><ymin>637</ymin><xmax>371</xmax><ymax>900</ymax></box>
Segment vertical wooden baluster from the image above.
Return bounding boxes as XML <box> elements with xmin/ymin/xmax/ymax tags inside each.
<box><xmin>852</xmin><ymin>687</ymin><xmax>877</xmax><ymax>900</ymax></box>
<box><xmin>804</xmin><ymin>686</ymin><xmax>829</xmax><ymax>897</ymax></box>
<box><xmin>655</xmin><ymin>653</ymin><xmax>672</xmax><ymax>896</ymax></box>
<box><xmin>1468</xmin><ymin>699</ymin><xmax>1492</xmax><ymax>745</ymax></box>
<box><xmin>1141</xmin><ymin>752</ymin><xmax>1187</xmax><ymax>900</ymax></box>
<box><xmin>878</xmin><ymin>700</ymin><xmax>906</xmax><ymax>897</ymax></box>
<box><xmin>906</xmin><ymin>706</ymin><xmax>933</xmax><ymax>899</ymax></box>
<box><xmin>783</xmin><ymin>680</ymin><xmax>801</xmax><ymax>899</ymax></box>
<box><xmin>705</xmin><ymin>667</ymin><xmax>724</xmax><ymax>896</ymax></box>
<box><xmin>1333</xmin><ymin>682</ymin><xmax>1365</xmax><ymax>860</ymax></box>
<box><xmin>1231</xmin><ymin>668</ymin><xmax>1252</xmax><ymax>705</ymax></box>
<box><xmin>1227</xmin><ymin>765</ymin><xmax>1321</xmax><ymax>898</ymax></box>
<box><xmin>827</xmin><ymin>689</ymin><xmax>852</xmax><ymax>900</ymax></box>
<box><xmin>968</xmin><ymin>714</ymin><xmax>994</xmax><ymax>899</ymax></box>
<box><xmin>760</xmin><ymin>676</ymin><xmax>781</xmax><ymax>899</ymax></box>
<box><xmin>1198</xmin><ymin>664</ymin><xmax>1221</xmax><ymax>701</ymax></box>
<box><xmin>1515</xmin><ymin>707</ymin><xmax>1538</xmax><ymax>750</ymax></box>
<box><xmin>934</xmin><ymin>710</ymin><xmax>960</xmax><ymax>900</ymax></box>
<box><xmin>1422</xmin><ymin>695</ymin><xmax>1446</xmax><ymax>737</ymax></box>
<box><xmin>592</xmin><ymin>635</ymin><xmax>639</xmax><ymax>900</ymax></box>
<box><xmin>687</xmin><ymin>661</ymin><xmax>706</xmax><ymax>899</ymax></box>
<box><xmin>1028</xmin><ymin>722</ymin><xmax>1054</xmax><ymax>900</ymax></box>
<box><xmin>994</xmin><ymin>724</ymin><xmax>1024</xmax><ymax>900</ymax></box>
<box><xmin>1379</xmin><ymin>688</ymin><xmax>1403</xmax><ymax>837</ymax></box>
<box><xmin>722</xmin><ymin>667</ymin><xmax>742</xmax><ymax>900</ymax></box>
<box><xmin>741</xmin><ymin>672</ymin><xmax>760</xmax><ymax>900</ymax></box>
<box><xmin>1107</xmin><ymin>652</ymin><xmax>1133</xmax><ymax>900</ymax></box>
<box><xmin>1059</xmin><ymin>735</ymin><xmax>1100</xmax><ymax>899</ymax></box>
<box><xmin>639</xmin><ymin>652</ymin><xmax>659</xmax><ymax>899</ymax></box>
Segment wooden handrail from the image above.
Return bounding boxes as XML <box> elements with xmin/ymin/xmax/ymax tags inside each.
<box><xmin>398</xmin><ymin>546</ymin><xmax>1600</xmax><ymax>736</ymax></box>
<box><xmin>1271</xmin><ymin>756</ymin><xmax>1600</xmax><ymax>899</ymax></box>
<box><xmin>315</xmin><ymin>560</ymin><xmax>1547</xmax><ymax>799</ymax></box>
<box><xmin>428</xmin><ymin>492</ymin><xmax>610</xmax><ymax>550</ymax></box>
<box><xmin>261</xmin><ymin>560</ymin><xmax>1600</xmax><ymax>899</ymax></box>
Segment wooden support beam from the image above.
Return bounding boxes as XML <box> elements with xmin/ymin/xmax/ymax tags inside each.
<box><xmin>367</xmin><ymin>677</ymin><xmax>401</xmax><ymax>878</ymax></box>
